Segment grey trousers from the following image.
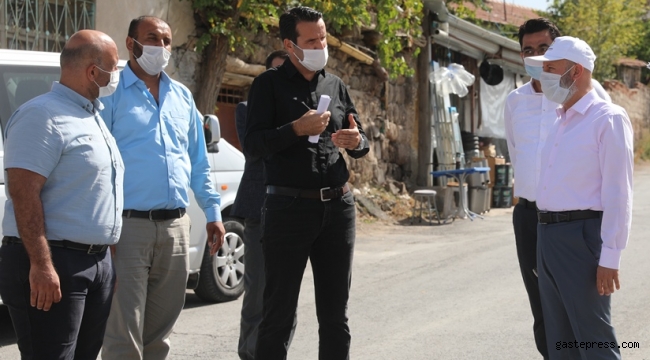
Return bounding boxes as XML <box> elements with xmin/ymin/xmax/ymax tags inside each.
<box><xmin>102</xmin><ymin>214</ymin><xmax>191</xmax><ymax>360</ymax></box>
<box><xmin>537</xmin><ymin>218</ymin><xmax>620</xmax><ymax>360</ymax></box>
<box><xmin>238</xmin><ymin>218</ymin><xmax>297</xmax><ymax>360</ymax></box>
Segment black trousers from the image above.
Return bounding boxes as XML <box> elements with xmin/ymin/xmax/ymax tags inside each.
<box><xmin>0</xmin><ymin>240</ymin><xmax>115</xmax><ymax>360</ymax></box>
<box><xmin>239</xmin><ymin>218</ymin><xmax>297</xmax><ymax>360</ymax></box>
<box><xmin>513</xmin><ymin>203</ymin><xmax>548</xmax><ymax>359</ymax></box>
<box><xmin>255</xmin><ymin>191</ymin><xmax>356</xmax><ymax>360</ymax></box>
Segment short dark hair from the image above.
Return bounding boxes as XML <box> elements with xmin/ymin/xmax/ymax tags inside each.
<box><xmin>517</xmin><ymin>18</ymin><xmax>562</xmax><ymax>47</ymax></box>
<box><xmin>265</xmin><ymin>50</ymin><xmax>289</xmax><ymax>69</ymax></box>
<box><xmin>279</xmin><ymin>6</ymin><xmax>322</xmax><ymax>43</ymax></box>
<box><xmin>60</xmin><ymin>42</ymin><xmax>103</xmax><ymax>69</ymax></box>
<box><xmin>128</xmin><ymin>16</ymin><xmax>169</xmax><ymax>40</ymax></box>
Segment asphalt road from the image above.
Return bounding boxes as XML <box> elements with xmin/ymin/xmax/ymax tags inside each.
<box><xmin>0</xmin><ymin>168</ymin><xmax>649</xmax><ymax>359</ymax></box>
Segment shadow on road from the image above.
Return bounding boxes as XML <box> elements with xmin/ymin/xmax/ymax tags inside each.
<box><xmin>0</xmin><ymin>294</ymin><xmax>232</xmax><ymax>347</ymax></box>
<box><xmin>395</xmin><ymin>216</ymin><xmax>450</xmax><ymax>226</ymax></box>
<box><xmin>0</xmin><ymin>306</ymin><xmax>16</xmax><ymax>346</ymax></box>
<box><xmin>183</xmin><ymin>292</ymin><xmax>238</xmax><ymax>310</ymax></box>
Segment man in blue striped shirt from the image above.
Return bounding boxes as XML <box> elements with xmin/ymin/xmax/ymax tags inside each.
<box><xmin>0</xmin><ymin>30</ymin><xmax>124</xmax><ymax>359</ymax></box>
<box><xmin>100</xmin><ymin>16</ymin><xmax>225</xmax><ymax>359</ymax></box>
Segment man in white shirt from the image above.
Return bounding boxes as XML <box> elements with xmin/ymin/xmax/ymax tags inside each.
<box><xmin>524</xmin><ymin>37</ymin><xmax>633</xmax><ymax>360</ymax></box>
<box><xmin>504</xmin><ymin>19</ymin><xmax>561</xmax><ymax>359</ymax></box>
<box><xmin>505</xmin><ymin>19</ymin><xmax>614</xmax><ymax>359</ymax></box>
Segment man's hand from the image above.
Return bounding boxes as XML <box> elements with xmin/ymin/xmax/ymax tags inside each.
<box><xmin>332</xmin><ymin>114</ymin><xmax>361</xmax><ymax>150</ymax></box>
<box><xmin>7</xmin><ymin>168</ymin><xmax>60</xmax><ymax>311</ymax></box>
<box><xmin>29</xmin><ymin>263</ymin><xmax>61</xmax><ymax>311</ymax></box>
<box><xmin>206</xmin><ymin>221</ymin><xmax>226</xmax><ymax>256</ymax></box>
<box><xmin>596</xmin><ymin>266</ymin><xmax>620</xmax><ymax>296</ymax></box>
<box><xmin>292</xmin><ymin>110</ymin><xmax>331</xmax><ymax>136</ymax></box>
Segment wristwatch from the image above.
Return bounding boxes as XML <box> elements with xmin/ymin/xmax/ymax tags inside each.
<box><xmin>355</xmin><ymin>136</ymin><xmax>366</xmax><ymax>150</ymax></box>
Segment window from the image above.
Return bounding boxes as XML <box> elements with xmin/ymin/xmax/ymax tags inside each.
<box><xmin>217</xmin><ymin>86</ymin><xmax>244</xmax><ymax>105</ymax></box>
<box><xmin>0</xmin><ymin>64</ymin><xmax>60</xmax><ymax>130</ymax></box>
<box><xmin>0</xmin><ymin>0</ymin><xmax>95</xmax><ymax>52</ymax></box>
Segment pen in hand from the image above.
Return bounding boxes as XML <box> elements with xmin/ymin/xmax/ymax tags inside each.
<box><xmin>294</xmin><ymin>98</ymin><xmax>330</xmax><ymax>143</ymax></box>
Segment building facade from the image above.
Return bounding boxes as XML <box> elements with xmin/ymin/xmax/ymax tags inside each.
<box><xmin>0</xmin><ymin>0</ymin><xmax>422</xmax><ymax>189</ymax></box>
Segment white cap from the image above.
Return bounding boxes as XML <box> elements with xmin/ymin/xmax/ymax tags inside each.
<box><xmin>524</xmin><ymin>36</ymin><xmax>596</xmax><ymax>72</ymax></box>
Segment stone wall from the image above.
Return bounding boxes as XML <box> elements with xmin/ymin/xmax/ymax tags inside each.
<box><xmin>604</xmin><ymin>80</ymin><xmax>650</xmax><ymax>141</ymax></box>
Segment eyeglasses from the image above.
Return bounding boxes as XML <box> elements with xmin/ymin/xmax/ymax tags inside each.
<box><xmin>521</xmin><ymin>46</ymin><xmax>549</xmax><ymax>56</ymax></box>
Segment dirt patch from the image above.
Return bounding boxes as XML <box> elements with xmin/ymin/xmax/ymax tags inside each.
<box><xmin>353</xmin><ymin>182</ymin><xmax>415</xmax><ymax>224</ymax></box>
<box><xmin>352</xmin><ymin>182</ymin><xmax>514</xmax><ymax>229</ymax></box>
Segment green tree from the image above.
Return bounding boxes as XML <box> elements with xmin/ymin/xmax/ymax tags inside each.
<box><xmin>630</xmin><ymin>19</ymin><xmax>650</xmax><ymax>83</ymax></box>
<box><xmin>185</xmin><ymin>0</ymin><xmax>422</xmax><ymax>114</ymax></box>
<box><xmin>373</xmin><ymin>0</ymin><xmax>423</xmax><ymax>77</ymax></box>
<box><xmin>548</xmin><ymin>0</ymin><xmax>648</xmax><ymax>80</ymax></box>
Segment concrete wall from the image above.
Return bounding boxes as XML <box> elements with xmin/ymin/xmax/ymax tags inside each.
<box><xmin>95</xmin><ymin>0</ymin><xmax>195</xmax><ymax>80</ymax></box>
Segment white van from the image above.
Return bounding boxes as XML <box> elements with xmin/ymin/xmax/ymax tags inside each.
<box><xmin>0</xmin><ymin>49</ymin><xmax>246</xmax><ymax>303</ymax></box>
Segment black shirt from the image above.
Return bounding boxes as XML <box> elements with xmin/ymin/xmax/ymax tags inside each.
<box><xmin>244</xmin><ymin>59</ymin><xmax>369</xmax><ymax>189</ymax></box>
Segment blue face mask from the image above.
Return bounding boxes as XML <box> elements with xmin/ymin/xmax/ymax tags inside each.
<box><xmin>525</xmin><ymin>64</ymin><xmax>543</xmax><ymax>80</ymax></box>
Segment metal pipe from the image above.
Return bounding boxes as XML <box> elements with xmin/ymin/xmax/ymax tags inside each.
<box><xmin>432</xmin><ymin>29</ymin><xmax>484</xmax><ymax>60</ymax></box>
<box><xmin>450</xmin><ymin>27</ymin><xmax>501</xmax><ymax>54</ymax></box>
<box><xmin>447</xmin><ymin>14</ymin><xmax>521</xmax><ymax>52</ymax></box>
<box><xmin>488</xmin><ymin>59</ymin><xmax>525</xmax><ymax>75</ymax></box>
<box><xmin>432</xmin><ymin>29</ymin><xmax>525</xmax><ymax>74</ymax></box>
<box><xmin>501</xmin><ymin>49</ymin><xmax>524</xmax><ymax>64</ymax></box>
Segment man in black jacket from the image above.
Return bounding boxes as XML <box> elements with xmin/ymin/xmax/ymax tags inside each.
<box><xmin>244</xmin><ymin>7</ymin><xmax>369</xmax><ymax>360</ymax></box>
<box><xmin>232</xmin><ymin>50</ymin><xmax>293</xmax><ymax>360</ymax></box>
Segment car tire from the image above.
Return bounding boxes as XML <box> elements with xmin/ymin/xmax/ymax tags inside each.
<box><xmin>194</xmin><ymin>217</ymin><xmax>245</xmax><ymax>303</ymax></box>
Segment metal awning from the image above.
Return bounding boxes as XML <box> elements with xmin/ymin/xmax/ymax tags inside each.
<box><xmin>431</xmin><ymin>14</ymin><xmax>525</xmax><ymax>75</ymax></box>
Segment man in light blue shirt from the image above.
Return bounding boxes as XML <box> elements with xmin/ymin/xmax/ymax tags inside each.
<box><xmin>100</xmin><ymin>16</ymin><xmax>225</xmax><ymax>359</ymax></box>
<box><xmin>0</xmin><ymin>30</ymin><xmax>124</xmax><ymax>359</ymax></box>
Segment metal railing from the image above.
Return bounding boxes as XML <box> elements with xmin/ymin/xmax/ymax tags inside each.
<box><xmin>0</xmin><ymin>0</ymin><xmax>95</xmax><ymax>52</ymax></box>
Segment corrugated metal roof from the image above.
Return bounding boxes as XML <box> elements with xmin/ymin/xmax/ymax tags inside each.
<box><xmin>449</xmin><ymin>0</ymin><xmax>542</xmax><ymax>27</ymax></box>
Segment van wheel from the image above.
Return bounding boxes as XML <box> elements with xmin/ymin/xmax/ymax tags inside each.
<box><xmin>194</xmin><ymin>217</ymin><xmax>245</xmax><ymax>303</ymax></box>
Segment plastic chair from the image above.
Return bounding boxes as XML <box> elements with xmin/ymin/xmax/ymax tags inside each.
<box><xmin>410</xmin><ymin>189</ymin><xmax>441</xmax><ymax>225</ymax></box>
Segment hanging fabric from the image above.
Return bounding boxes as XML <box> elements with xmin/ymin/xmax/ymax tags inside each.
<box><xmin>477</xmin><ymin>69</ymin><xmax>515</xmax><ymax>139</ymax></box>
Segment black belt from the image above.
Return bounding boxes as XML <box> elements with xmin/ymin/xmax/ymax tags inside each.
<box><xmin>266</xmin><ymin>184</ymin><xmax>350</xmax><ymax>201</ymax></box>
<box><xmin>123</xmin><ymin>208</ymin><xmax>186</xmax><ymax>221</ymax></box>
<box><xmin>2</xmin><ymin>236</ymin><xmax>109</xmax><ymax>255</ymax></box>
<box><xmin>518</xmin><ymin>198</ymin><xmax>537</xmax><ymax>210</ymax></box>
<box><xmin>537</xmin><ymin>210</ymin><xmax>602</xmax><ymax>224</ymax></box>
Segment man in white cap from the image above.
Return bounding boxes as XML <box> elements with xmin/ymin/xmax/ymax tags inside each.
<box><xmin>523</xmin><ymin>36</ymin><xmax>633</xmax><ymax>359</ymax></box>
<box><xmin>504</xmin><ymin>21</ymin><xmax>613</xmax><ymax>360</ymax></box>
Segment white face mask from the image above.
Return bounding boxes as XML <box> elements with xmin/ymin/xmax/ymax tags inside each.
<box><xmin>94</xmin><ymin>65</ymin><xmax>120</xmax><ymax>98</ymax></box>
<box><xmin>540</xmin><ymin>65</ymin><xmax>576</xmax><ymax>104</ymax></box>
<box><xmin>292</xmin><ymin>42</ymin><xmax>328</xmax><ymax>72</ymax></box>
<box><xmin>133</xmin><ymin>38</ymin><xmax>171</xmax><ymax>75</ymax></box>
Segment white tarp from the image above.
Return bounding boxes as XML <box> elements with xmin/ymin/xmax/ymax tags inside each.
<box><xmin>477</xmin><ymin>70</ymin><xmax>515</xmax><ymax>139</ymax></box>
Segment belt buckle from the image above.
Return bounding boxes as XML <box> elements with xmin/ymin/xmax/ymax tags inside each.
<box><xmin>538</xmin><ymin>211</ymin><xmax>548</xmax><ymax>224</ymax></box>
<box><xmin>87</xmin><ymin>245</ymin><xmax>96</xmax><ymax>254</ymax></box>
<box><xmin>320</xmin><ymin>187</ymin><xmax>331</xmax><ymax>202</ymax></box>
<box><xmin>149</xmin><ymin>210</ymin><xmax>157</xmax><ymax>222</ymax></box>
<box><xmin>555</xmin><ymin>212</ymin><xmax>570</xmax><ymax>223</ymax></box>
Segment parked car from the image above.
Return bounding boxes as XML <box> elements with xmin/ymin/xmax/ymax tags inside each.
<box><xmin>0</xmin><ymin>49</ymin><xmax>246</xmax><ymax>303</ymax></box>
